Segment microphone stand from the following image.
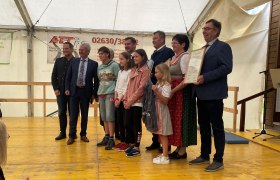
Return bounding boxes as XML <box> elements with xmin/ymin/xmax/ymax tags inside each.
<box><xmin>253</xmin><ymin>70</ymin><xmax>274</xmax><ymax>141</ymax></box>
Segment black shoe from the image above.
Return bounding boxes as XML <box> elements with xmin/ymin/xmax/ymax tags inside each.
<box><xmin>158</xmin><ymin>145</ymin><xmax>171</xmax><ymax>153</ymax></box>
<box><xmin>145</xmin><ymin>143</ymin><xmax>160</xmax><ymax>151</ymax></box>
<box><xmin>205</xmin><ymin>161</ymin><xmax>224</xmax><ymax>172</ymax></box>
<box><xmin>105</xmin><ymin>139</ymin><xmax>115</xmax><ymax>150</ymax></box>
<box><xmin>189</xmin><ymin>156</ymin><xmax>210</xmax><ymax>165</ymax></box>
<box><xmin>168</xmin><ymin>151</ymin><xmax>178</xmax><ymax>158</ymax></box>
<box><xmin>55</xmin><ymin>134</ymin><xmax>66</xmax><ymax>140</ymax></box>
<box><xmin>97</xmin><ymin>136</ymin><xmax>109</xmax><ymax>146</ymax></box>
<box><xmin>169</xmin><ymin>151</ymin><xmax>187</xmax><ymax>159</ymax></box>
<box><xmin>67</xmin><ymin>138</ymin><xmax>75</xmax><ymax>145</ymax></box>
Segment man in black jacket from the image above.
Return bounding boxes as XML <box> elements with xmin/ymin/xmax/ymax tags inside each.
<box><xmin>51</xmin><ymin>42</ymin><xmax>74</xmax><ymax>140</ymax></box>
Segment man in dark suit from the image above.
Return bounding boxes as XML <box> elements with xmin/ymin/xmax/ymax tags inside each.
<box><xmin>51</xmin><ymin>42</ymin><xmax>74</xmax><ymax>140</ymax></box>
<box><xmin>189</xmin><ymin>19</ymin><xmax>233</xmax><ymax>172</ymax></box>
<box><xmin>146</xmin><ymin>31</ymin><xmax>174</xmax><ymax>151</ymax></box>
<box><xmin>65</xmin><ymin>43</ymin><xmax>99</xmax><ymax>145</ymax></box>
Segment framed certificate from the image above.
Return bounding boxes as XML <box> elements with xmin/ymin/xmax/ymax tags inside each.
<box><xmin>184</xmin><ymin>48</ymin><xmax>206</xmax><ymax>84</ymax></box>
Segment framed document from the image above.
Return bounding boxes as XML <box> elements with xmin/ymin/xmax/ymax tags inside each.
<box><xmin>184</xmin><ymin>48</ymin><xmax>206</xmax><ymax>84</ymax></box>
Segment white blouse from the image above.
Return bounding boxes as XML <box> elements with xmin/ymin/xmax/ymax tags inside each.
<box><xmin>158</xmin><ymin>83</ymin><xmax>171</xmax><ymax>98</ymax></box>
<box><xmin>115</xmin><ymin>69</ymin><xmax>131</xmax><ymax>99</ymax></box>
<box><xmin>180</xmin><ymin>53</ymin><xmax>191</xmax><ymax>74</ymax></box>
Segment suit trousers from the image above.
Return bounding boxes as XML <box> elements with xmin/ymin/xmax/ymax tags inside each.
<box><xmin>69</xmin><ymin>88</ymin><xmax>90</xmax><ymax>138</ymax></box>
<box><xmin>197</xmin><ymin>99</ymin><xmax>225</xmax><ymax>163</ymax></box>
<box><xmin>56</xmin><ymin>94</ymin><xmax>70</xmax><ymax>135</ymax></box>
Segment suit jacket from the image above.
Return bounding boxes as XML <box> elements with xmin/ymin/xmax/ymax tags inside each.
<box><xmin>194</xmin><ymin>39</ymin><xmax>233</xmax><ymax>100</ymax></box>
<box><xmin>51</xmin><ymin>56</ymin><xmax>74</xmax><ymax>93</ymax></box>
<box><xmin>151</xmin><ymin>46</ymin><xmax>174</xmax><ymax>84</ymax></box>
<box><xmin>65</xmin><ymin>58</ymin><xmax>99</xmax><ymax>99</ymax></box>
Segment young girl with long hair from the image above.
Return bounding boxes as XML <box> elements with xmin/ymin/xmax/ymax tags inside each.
<box><xmin>152</xmin><ymin>63</ymin><xmax>173</xmax><ymax>164</ymax></box>
<box><xmin>114</xmin><ymin>52</ymin><xmax>133</xmax><ymax>151</ymax></box>
<box><xmin>123</xmin><ymin>49</ymin><xmax>150</xmax><ymax>157</ymax></box>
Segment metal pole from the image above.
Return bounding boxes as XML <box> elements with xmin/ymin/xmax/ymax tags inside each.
<box><xmin>27</xmin><ymin>30</ymin><xmax>34</xmax><ymax>116</ymax></box>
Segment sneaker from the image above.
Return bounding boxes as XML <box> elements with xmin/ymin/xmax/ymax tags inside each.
<box><xmin>97</xmin><ymin>136</ymin><xmax>109</xmax><ymax>146</ymax></box>
<box><xmin>118</xmin><ymin>143</ymin><xmax>130</xmax><ymax>152</ymax></box>
<box><xmin>105</xmin><ymin>138</ymin><xmax>115</xmax><ymax>150</ymax></box>
<box><xmin>125</xmin><ymin>145</ymin><xmax>134</xmax><ymax>154</ymax></box>
<box><xmin>153</xmin><ymin>154</ymin><xmax>170</xmax><ymax>164</ymax></box>
<box><xmin>189</xmin><ymin>156</ymin><xmax>210</xmax><ymax>165</ymax></box>
<box><xmin>205</xmin><ymin>161</ymin><xmax>224</xmax><ymax>172</ymax></box>
<box><xmin>113</xmin><ymin>142</ymin><xmax>124</xmax><ymax>150</ymax></box>
<box><xmin>126</xmin><ymin>149</ymin><xmax>140</xmax><ymax>157</ymax></box>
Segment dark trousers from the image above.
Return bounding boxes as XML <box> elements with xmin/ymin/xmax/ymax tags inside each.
<box><xmin>69</xmin><ymin>88</ymin><xmax>90</xmax><ymax>138</ymax></box>
<box><xmin>152</xmin><ymin>133</ymin><xmax>160</xmax><ymax>145</ymax></box>
<box><xmin>116</xmin><ymin>102</ymin><xmax>125</xmax><ymax>142</ymax></box>
<box><xmin>197</xmin><ymin>99</ymin><xmax>225</xmax><ymax>163</ymax></box>
<box><xmin>0</xmin><ymin>167</ymin><xmax>5</xmax><ymax>180</ymax></box>
<box><xmin>56</xmin><ymin>94</ymin><xmax>70</xmax><ymax>135</ymax></box>
<box><xmin>115</xmin><ymin>110</ymin><xmax>120</xmax><ymax>138</ymax></box>
<box><xmin>125</xmin><ymin>106</ymin><xmax>142</xmax><ymax>147</ymax></box>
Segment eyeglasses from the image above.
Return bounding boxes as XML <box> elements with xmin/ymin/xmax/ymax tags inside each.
<box><xmin>171</xmin><ymin>42</ymin><xmax>180</xmax><ymax>45</ymax></box>
<box><xmin>202</xmin><ymin>27</ymin><xmax>215</xmax><ymax>31</ymax></box>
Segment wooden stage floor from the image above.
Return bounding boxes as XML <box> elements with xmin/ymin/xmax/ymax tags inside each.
<box><xmin>1</xmin><ymin>117</ymin><xmax>280</xmax><ymax>180</ymax></box>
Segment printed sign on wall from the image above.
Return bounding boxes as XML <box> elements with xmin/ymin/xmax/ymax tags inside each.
<box><xmin>0</xmin><ymin>33</ymin><xmax>12</xmax><ymax>64</ymax></box>
<box><xmin>47</xmin><ymin>32</ymin><xmax>143</xmax><ymax>64</ymax></box>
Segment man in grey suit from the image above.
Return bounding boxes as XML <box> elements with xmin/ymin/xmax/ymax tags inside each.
<box><xmin>189</xmin><ymin>19</ymin><xmax>233</xmax><ymax>172</ymax></box>
<box><xmin>65</xmin><ymin>43</ymin><xmax>99</xmax><ymax>145</ymax></box>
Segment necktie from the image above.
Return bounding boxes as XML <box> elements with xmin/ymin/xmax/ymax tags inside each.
<box><xmin>204</xmin><ymin>44</ymin><xmax>210</xmax><ymax>53</ymax></box>
<box><xmin>77</xmin><ymin>59</ymin><xmax>85</xmax><ymax>86</ymax></box>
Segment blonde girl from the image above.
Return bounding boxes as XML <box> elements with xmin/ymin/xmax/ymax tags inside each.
<box><xmin>152</xmin><ymin>63</ymin><xmax>173</xmax><ymax>164</ymax></box>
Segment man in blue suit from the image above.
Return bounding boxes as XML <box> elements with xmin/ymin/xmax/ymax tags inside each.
<box><xmin>65</xmin><ymin>43</ymin><xmax>99</xmax><ymax>145</ymax></box>
<box><xmin>189</xmin><ymin>19</ymin><xmax>233</xmax><ymax>172</ymax></box>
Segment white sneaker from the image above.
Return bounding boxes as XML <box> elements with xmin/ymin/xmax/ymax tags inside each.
<box><xmin>153</xmin><ymin>154</ymin><xmax>170</xmax><ymax>164</ymax></box>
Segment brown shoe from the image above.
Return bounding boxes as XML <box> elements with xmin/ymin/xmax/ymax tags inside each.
<box><xmin>67</xmin><ymin>138</ymin><xmax>75</xmax><ymax>145</ymax></box>
<box><xmin>55</xmin><ymin>134</ymin><xmax>66</xmax><ymax>141</ymax></box>
<box><xmin>81</xmin><ymin>136</ymin><xmax>89</xmax><ymax>142</ymax></box>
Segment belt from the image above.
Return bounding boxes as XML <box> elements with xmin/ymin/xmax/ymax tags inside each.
<box><xmin>77</xmin><ymin>85</ymin><xmax>85</xmax><ymax>88</ymax></box>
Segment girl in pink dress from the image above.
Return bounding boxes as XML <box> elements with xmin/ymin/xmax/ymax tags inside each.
<box><xmin>152</xmin><ymin>63</ymin><xmax>173</xmax><ymax>164</ymax></box>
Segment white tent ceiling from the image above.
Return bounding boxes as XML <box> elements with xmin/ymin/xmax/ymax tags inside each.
<box><xmin>1</xmin><ymin>0</ymin><xmax>210</xmax><ymax>33</ymax></box>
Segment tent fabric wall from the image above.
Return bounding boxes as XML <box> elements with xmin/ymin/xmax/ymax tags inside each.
<box><xmin>233</xmin><ymin>0</ymin><xmax>270</xmax><ymax>10</ymax></box>
<box><xmin>22</xmin><ymin>0</ymin><xmax>209</xmax><ymax>33</ymax></box>
<box><xmin>0</xmin><ymin>31</ymin><xmax>28</xmax><ymax>116</ymax></box>
<box><xmin>193</xmin><ymin>0</ymin><xmax>270</xmax><ymax>129</ymax></box>
<box><xmin>0</xmin><ymin>0</ymin><xmax>24</xmax><ymax>26</ymax></box>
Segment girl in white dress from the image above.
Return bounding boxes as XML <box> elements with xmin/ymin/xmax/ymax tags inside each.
<box><xmin>152</xmin><ymin>63</ymin><xmax>173</xmax><ymax>164</ymax></box>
